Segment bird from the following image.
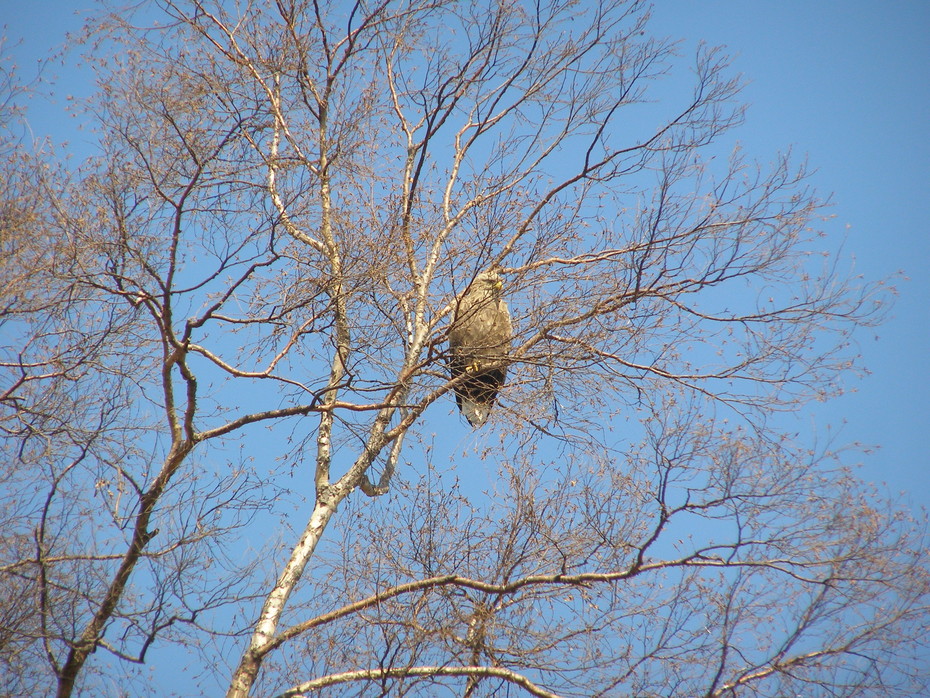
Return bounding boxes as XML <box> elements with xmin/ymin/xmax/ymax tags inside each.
<box><xmin>448</xmin><ymin>270</ymin><xmax>512</xmax><ymax>427</ymax></box>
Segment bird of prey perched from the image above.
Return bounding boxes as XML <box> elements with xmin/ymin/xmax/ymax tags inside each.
<box><xmin>448</xmin><ymin>270</ymin><xmax>512</xmax><ymax>427</ymax></box>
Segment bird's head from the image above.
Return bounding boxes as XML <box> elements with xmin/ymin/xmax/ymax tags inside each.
<box><xmin>474</xmin><ymin>270</ymin><xmax>503</xmax><ymax>294</ymax></box>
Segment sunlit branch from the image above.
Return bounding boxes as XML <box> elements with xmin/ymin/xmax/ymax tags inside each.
<box><xmin>276</xmin><ymin>665</ymin><xmax>561</xmax><ymax>698</ymax></box>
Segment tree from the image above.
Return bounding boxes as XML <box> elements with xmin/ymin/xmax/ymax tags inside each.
<box><xmin>1</xmin><ymin>1</ymin><xmax>927</xmax><ymax>696</ymax></box>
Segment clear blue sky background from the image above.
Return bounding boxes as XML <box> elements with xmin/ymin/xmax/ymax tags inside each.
<box><xmin>2</xmin><ymin>0</ymin><xmax>928</xmax><ymax>692</ymax></box>
<box><xmin>5</xmin><ymin>0</ymin><xmax>923</xmax><ymax>502</ymax></box>
<box><xmin>646</xmin><ymin>1</ymin><xmax>930</xmax><ymax>509</ymax></box>
<box><xmin>2</xmin><ymin>1</ymin><xmax>927</xmax><ymax>498</ymax></box>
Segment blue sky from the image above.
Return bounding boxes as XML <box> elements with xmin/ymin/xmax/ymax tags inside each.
<box><xmin>2</xmin><ymin>0</ymin><xmax>926</xmax><ymax>502</ymax></box>
<box><xmin>647</xmin><ymin>2</ymin><xmax>930</xmax><ymax>507</ymax></box>
<box><xmin>2</xmin><ymin>0</ymin><xmax>928</xmax><ymax>693</ymax></box>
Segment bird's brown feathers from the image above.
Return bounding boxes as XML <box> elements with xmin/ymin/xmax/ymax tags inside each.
<box><xmin>448</xmin><ymin>271</ymin><xmax>512</xmax><ymax>426</ymax></box>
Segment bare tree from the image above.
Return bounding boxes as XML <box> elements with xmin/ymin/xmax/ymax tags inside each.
<box><xmin>1</xmin><ymin>1</ymin><xmax>927</xmax><ymax>697</ymax></box>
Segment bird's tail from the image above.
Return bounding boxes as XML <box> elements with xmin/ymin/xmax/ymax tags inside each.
<box><xmin>461</xmin><ymin>399</ymin><xmax>492</xmax><ymax>427</ymax></box>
